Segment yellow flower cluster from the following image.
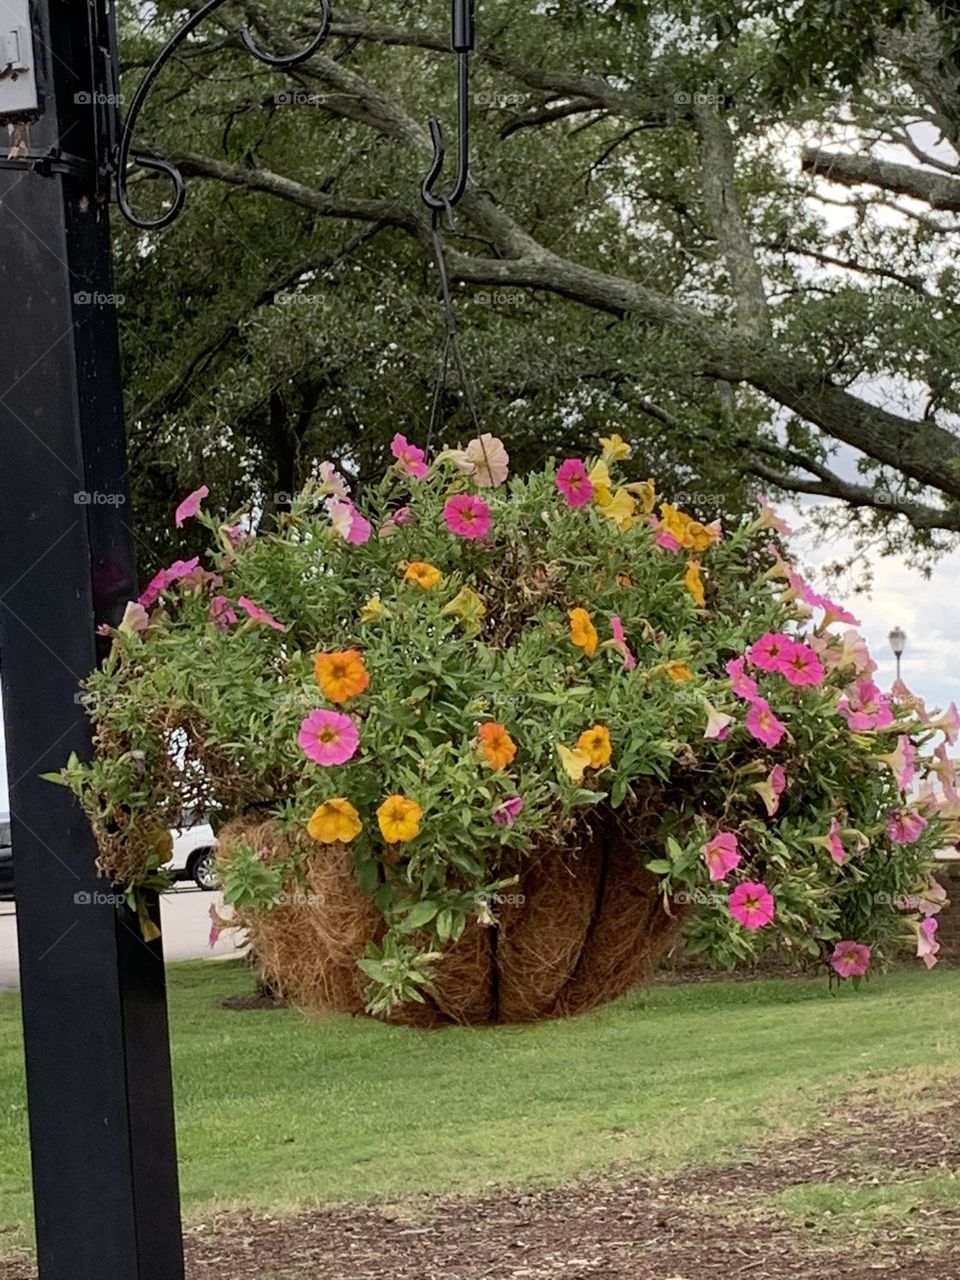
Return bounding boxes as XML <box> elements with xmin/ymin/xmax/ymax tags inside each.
<box><xmin>658</xmin><ymin>503</ymin><xmax>716</xmax><ymax>553</ymax></box>
<box><xmin>307</xmin><ymin>794</ymin><xmax>423</xmax><ymax>845</ymax></box>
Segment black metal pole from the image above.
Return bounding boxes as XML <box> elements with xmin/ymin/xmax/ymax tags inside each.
<box><xmin>0</xmin><ymin>4</ymin><xmax>184</xmax><ymax>1278</ymax></box>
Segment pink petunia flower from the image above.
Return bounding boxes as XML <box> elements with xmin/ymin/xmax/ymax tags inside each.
<box><xmin>704</xmin><ymin>832</ymin><xmax>742</xmax><ymax>882</ymax></box>
<box><xmin>298</xmin><ymin>709</ymin><xmax>360</xmax><ymax>766</ymax></box>
<box><xmin>777</xmin><ymin>641</ymin><xmax>825</xmax><ymax>688</ymax></box>
<box><xmin>752</xmin><ymin>764</ymin><xmax>787</xmax><ymax>817</ymax></box>
<box><xmin>917</xmin><ymin>916</ymin><xmax>940</xmax><ymax>969</ymax></box>
<box><xmin>556</xmin><ymin>458</ymin><xmax>594</xmax><ymax>508</ymax></box>
<box><xmin>830</xmin><ymin>940</ymin><xmax>871</xmax><ymax>979</ymax></box>
<box><xmin>726</xmin><ymin>655</ymin><xmax>759</xmax><ymax>701</ymax></box>
<box><xmin>492</xmin><ymin>796</ymin><xmax>524</xmax><ymax>827</ymax></box>
<box><xmin>654</xmin><ymin>526</ymin><xmax>682</xmax><ymax>553</ymax></box>
<box><xmin>877</xmin><ymin>735</ymin><xmax>916</xmax><ymax>791</ymax></box>
<box><xmin>919</xmin><ymin>878</ymin><xmax>948</xmax><ymax>917</ymax></box>
<box><xmin>838</xmin><ymin>681</ymin><xmax>894</xmax><ymax>732</ymax></box>
<box><xmin>887</xmin><ymin>807</ymin><xmax>928</xmax><ymax>845</ymax></box>
<box><xmin>609</xmin><ymin>616</ymin><xmax>637</xmax><ymax>670</ymax></box>
<box><xmin>330</xmin><ymin>499</ymin><xmax>373</xmax><ymax>545</ymax></box>
<box><xmin>463</xmin><ymin>435</ymin><xmax>510</xmax><ymax>488</ymax></box>
<box><xmin>932</xmin><ymin>701</ymin><xmax>960</xmax><ymax>746</ymax></box>
<box><xmin>175</xmin><ymin>484</ymin><xmax>209</xmax><ymax>528</ymax></box>
<box><xmin>747</xmin><ymin>632</ymin><xmax>795</xmax><ymax>672</ymax></box>
<box><xmin>138</xmin><ymin>556</ymin><xmax>200</xmax><ymax>607</ymax></box>
<box><xmin>317</xmin><ymin>461</ymin><xmax>350</xmax><ymax>500</ymax></box>
<box><xmin>703</xmin><ymin>700</ymin><xmax>734</xmax><ymax>741</ymax></box>
<box><xmin>209</xmin><ymin>595</ymin><xmax>238</xmax><ymax>630</ymax></box>
<box><xmin>444</xmin><ymin>493</ymin><xmax>492</xmax><ymax>540</ymax></box>
<box><xmin>756</xmin><ymin>495</ymin><xmax>794</xmax><ymax>537</ymax></box>
<box><xmin>391</xmin><ymin>433</ymin><xmax>429</xmax><ymax>479</ymax></box>
<box><xmin>819</xmin><ymin>596</ymin><xmax>860</xmax><ymax>628</ymax></box>
<box><xmin>238</xmin><ymin>596</ymin><xmax>287</xmax><ymax>632</ymax></box>
<box><xmin>728</xmin><ymin>881</ymin><xmax>775</xmax><ymax>929</ymax></box>
<box><xmin>746</xmin><ymin>698</ymin><xmax>786</xmax><ymax>749</ymax></box>
<box><xmin>826</xmin><ymin>817</ymin><xmax>846</xmax><ymax>866</ymax></box>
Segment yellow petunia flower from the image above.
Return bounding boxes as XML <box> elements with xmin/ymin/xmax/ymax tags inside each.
<box><xmin>595</xmin><ymin>485</ymin><xmax>636</xmax><ymax>530</ymax></box>
<box><xmin>599</xmin><ymin>433</ymin><xmax>632</xmax><ymax>464</ymax></box>
<box><xmin>683</xmin><ymin>560</ymin><xmax>705</xmax><ymax>608</ymax></box>
<box><xmin>589</xmin><ymin>460</ymin><xmax>613</xmax><ymax>492</ymax></box>
<box><xmin>403</xmin><ymin>561</ymin><xmax>443</xmax><ymax>589</ymax></box>
<box><xmin>441</xmin><ymin>585</ymin><xmax>486</xmax><ymax>633</ymax></box>
<box><xmin>315</xmin><ymin>649</ymin><xmax>370</xmax><ymax>702</ymax></box>
<box><xmin>577</xmin><ymin>724</ymin><xmax>612</xmax><ymax>768</ymax></box>
<box><xmin>624</xmin><ymin>478</ymin><xmax>657</xmax><ymax>515</ymax></box>
<box><xmin>377</xmin><ymin>794</ymin><xmax>423</xmax><ymax>843</ymax></box>
<box><xmin>360</xmin><ymin>594</ymin><xmax>388</xmax><ymax>623</ymax></box>
<box><xmin>569</xmin><ymin>607</ymin><xmax>599</xmax><ymax>658</ymax></box>
<box><xmin>307</xmin><ymin>798</ymin><xmax>363</xmax><ymax>844</ymax></box>
<box><xmin>557</xmin><ymin>744</ymin><xmax>592</xmax><ymax>783</ymax></box>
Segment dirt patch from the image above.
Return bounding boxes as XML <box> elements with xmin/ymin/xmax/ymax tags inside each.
<box><xmin>2</xmin><ymin>1091</ymin><xmax>958</xmax><ymax>1279</ymax></box>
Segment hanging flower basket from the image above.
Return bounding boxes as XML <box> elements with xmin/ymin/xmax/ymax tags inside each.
<box><xmin>56</xmin><ymin>433</ymin><xmax>953</xmax><ymax>1023</ymax></box>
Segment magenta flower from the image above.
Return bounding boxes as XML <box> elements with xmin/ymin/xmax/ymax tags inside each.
<box><xmin>777</xmin><ymin>641</ymin><xmax>825</xmax><ymax>688</ymax></box>
<box><xmin>609</xmin><ymin>616</ymin><xmax>637</xmax><ymax>670</ymax></box>
<box><xmin>726</xmin><ymin>655</ymin><xmax>759</xmax><ymax>701</ymax></box>
<box><xmin>391</xmin><ymin>433</ymin><xmax>428</xmax><ymax>479</ymax></box>
<box><xmin>746</xmin><ymin>698</ymin><xmax>786</xmax><ymax>749</ymax></box>
<box><xmin>393</xmin><ymin>506</ymin><xmax>413</xmax><ymax>525</ymax></box>
<box><xmin>728</xmin><ymin>881</ymin><xmax>775</xmax><ymax>929</ymax></box>
<box><xmin>298</xmin><ymin>709</ymin><xmax>360</xmax><ymax>766</ymax></box>
<box><xmin>444</xmin><ymin>493</ymin><xmax>492</xmax><ymax>540</ymax></box>
<box><xmin>819</xmin><ymin>596</ymin><xmax>860</xmax><ymax>628</ymax></box>
<box><xmin>747</xmin><ymin>631</ymin><xmax>795</xmax><ymax>672</ymax></box>
<box><xmin>209</xmin><ymin>595</ymin><xmax>238</xmax><ymax>630</ymax></box>
<box><xmin>175</xmin><ymin>484</ymin><xmax>209</xmax><ymax>528</ymax></box>
<box><xmin>555</xmin><ymin>458</ymin><xmax>594</xmax><ymax>508</ymax></box>
<box><xmin>704</xmin><ymin>832</ymin><xmax>741</xmax><ymax>882</ymax></box>
<box><xmin>138</xmin><ymin>556</ymin><xmax>200</xmax><ymax>607</ymax></box>
<box><xmin>492</xmin><ymin>796</ymin><xmax>524</xmax><ymax>827</ymax></box>
<box><xmin>238</xmin><ymin>596</ymin><xmax>287</xmax><ymax>632</ymax></box>
<box><xmin>887</xmin><ymin>807</ymin><xmax>928</xmax><ymax>845</ymax></box>
<box><xmin>330</xmin><ymin>499</ymin><xmax>372</xmax><ymax>545</ymax></box>
<box><xmin>917</xmin><ymin>916</ymin><xmax>940</xmax><ymax>969</ymax></box>
<box><xmin>838</xmin><ymin>681</ymin><xmax>893</xmax><ymax>732</ymax></box>
<box><xmin>654</xmin><ymin>527</ymin><xmax>682</xmax><ymax>553</ymax></box>
<box><xmin>826</xmin><ymin>817</ymin><xmax>846</xmax><ymax>866</ymax></box>
<box><xmin>830</xmin><ymin>940</ymin><xmax>871</xmax><ymax>979</ymax></box>
<box><xmin>752</xmin><ymin>764</ymin><xmax>786</xmax><ymax>817</ymax></box>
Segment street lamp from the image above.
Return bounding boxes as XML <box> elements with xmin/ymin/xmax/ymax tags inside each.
<box><xmin>889</xmin><ymin>626</ymin><xmax>907</xmax><ymax>681</ymax></box>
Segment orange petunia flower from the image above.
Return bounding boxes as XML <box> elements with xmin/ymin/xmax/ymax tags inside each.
<box><xmin>377</xmin><ymin>795</ymin><xmax>423</xmax><ymax>843</ymax></box>
<box><xmin>315</xmin><ymin>649</ymin><xmax>370</xmax><ymax>702</ymax></box>
<box><xmin>577</xmin><ymin>724</ymin><xmax>612</xmax><ymax>768</ymax></box>
<box><xmin>403</xmin><ymin>561</ymin><xmax>443</xmax><ymax>589</ymax></box>
<box><xmin>569</xmin><ymin>607</ymin><xmax>598</xmax><ymax>658</ymax></box>
<box><xmin>478</xmin><ymin>721</ymin><xmax>517</xmax><ymax>770</ymax></box>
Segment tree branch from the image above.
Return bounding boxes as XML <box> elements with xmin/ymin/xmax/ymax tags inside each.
<box><xmin>802</xmin><ymin>145</ymin><xmax>960</xmax><ymax>210</ymax></box>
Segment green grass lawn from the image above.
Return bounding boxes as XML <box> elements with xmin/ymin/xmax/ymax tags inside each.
<box><xmin>1</xmin><ymin>961</ymin><xmax>958</xmax><ymax>1255</ymax></box>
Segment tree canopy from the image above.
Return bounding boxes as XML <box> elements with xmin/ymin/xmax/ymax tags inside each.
<box><xmin>117</xmin><ymin>0</ymin><xmax>960</xmax><ymax>566</ymax></box>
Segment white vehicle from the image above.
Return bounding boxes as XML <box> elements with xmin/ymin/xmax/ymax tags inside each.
<box><xmin>165</xmin><ymin>818</ymin><xmax>219</xmax><ymax>891</ymax></box>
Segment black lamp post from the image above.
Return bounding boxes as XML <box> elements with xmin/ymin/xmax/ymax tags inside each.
<box><xmin>0</xmin><ymin>4</ymin><xmax>474</xmax><ymax>1278</ymax></box>
<box><xmin>889</xmin><ymin>626</ymin><xmax>907</xmax><ymax>681</ymax></box>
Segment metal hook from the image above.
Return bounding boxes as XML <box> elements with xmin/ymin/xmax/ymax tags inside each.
<box><xmin>421</xmin><ymin>1</ymin><xmax>475</xmax><ymax>216</ymax></box>
<box><xmin>242</xmin><ymin>0</ymin><xmax>333</xmax><ymax>68</ymax></box>
<box><xmin>115</xmin><ymin>1</ymin><xmax>334</xmax><ymax>230</ymax></box>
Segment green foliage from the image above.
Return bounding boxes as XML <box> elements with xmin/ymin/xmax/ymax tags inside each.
<box><xmin>59</xmin><ymin>437</ymin><xmax>951</xmax><ymax>1010</ymax></box>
